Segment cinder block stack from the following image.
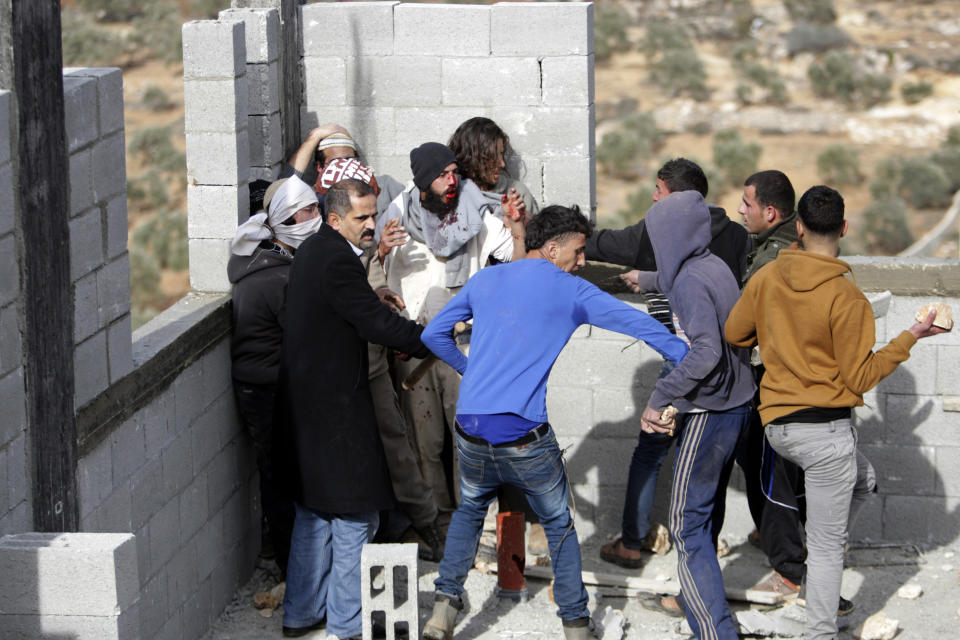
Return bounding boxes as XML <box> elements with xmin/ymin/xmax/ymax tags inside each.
<box><xmin>299</xmin><ymin>1</ymin><xmax>596</xmax><ymax>216</ymax></box>
<box><xmin>361</xmin><ymin>543</ymin><xmax>419</xmax><ymax>640</ymax></box>
<box><xmin>63</xmin><ymin>68</ymin><xmax>133</xmax><ymax>408</ymax></box>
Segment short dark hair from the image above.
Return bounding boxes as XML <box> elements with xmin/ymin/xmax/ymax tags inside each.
<box><xmin>744</xmin><ymin>170</ymin><xmax>795</xmax><ymax>218</ymax></box>
<box><xmin>325</xmin><ymin>179</ymin><xmax>375</xmax><ymax>220</ymax></box>
<box><xmin>524</xmin><ymin>205</ymin><xmax>592</xmax><ymax>252</ymax></box>
<box><xmin>657</xmin><ymin>158</ymin><xmax>708</xmax><ymax>198</ymax></box>
<box><xmin>797</xmin><ymin>185</ymin><xmax>844</xmax><ymax>236</ymax></box>
<box><xmin>448</xmin><ymin>117</ymin><xmax>509</xmax><ymax>185</ymax></box>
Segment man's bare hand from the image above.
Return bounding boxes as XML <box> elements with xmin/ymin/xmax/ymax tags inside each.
<box><xmin>375</xmin><ymin>287</ymin><xmax>406</xmax><ymax>313</ymax></box>
<box><xmin>378</xmin><ymin>218</ymin><xmax>409</xmax><ymax>262</ymax></box>
<box><xmin>501</xmin><ymin>189</ymin><xmax>528</xmax><ymax>226</ymax></box>
<box><xmin>909</xmin><ymin>309</ymin><xmax>952</xmax><ymax>339</ymax></box>
<box><xmin>640</xmin><ymin>404</ymin><xmax>675</xmax><ymax>434</ymax></box>
<box><xmin>620</xmin><ymin>270</ymin><xmax>642</xmax><ymax>294</ymax></box>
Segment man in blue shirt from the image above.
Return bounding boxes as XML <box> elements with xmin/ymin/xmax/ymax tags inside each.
<box><xmin>420</xmin><ymin>205</ymin><xmax>689</xmax><ymax>640</ymax></box>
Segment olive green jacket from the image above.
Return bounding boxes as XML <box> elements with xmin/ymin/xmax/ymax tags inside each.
<box><xmin>743</xmin><ymin>210</ymin><xmax>798</xmax><ymax>284</ymax></box>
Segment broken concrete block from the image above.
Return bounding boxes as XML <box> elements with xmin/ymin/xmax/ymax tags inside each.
<box><xmin>859</xmin><ymin>611</ymin><xmax>899</xmax><ymax>640</ymax></box>
<box><xmin>596</xmin><ymin>605</ymin><xmax>625</xmax><ymax>640</ymax></box>
<box><xmin>896</xmin><ymin>583</ymin><xmax>923</xmax><ymax>599</ymax></box>
<box><xmin>736</xmin><ymin>608</ymin><xmax>806</xmax><ymax>637</ymax></box>
<box><xmin>644</xmin><ymin>523</ymin><xmax>671</xmax><ymax>555</ymax></box>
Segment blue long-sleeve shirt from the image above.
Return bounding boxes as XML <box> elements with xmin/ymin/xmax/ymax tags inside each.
<box><xmin>421</xmin><ymin>258</ymin><xmax>689</xmax><ymax>444</ymax></box>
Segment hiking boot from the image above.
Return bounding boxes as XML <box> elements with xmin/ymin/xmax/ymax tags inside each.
<box><xmin>751</xmin><ymin>571</ymin><xmax>801</xmax><ymax>599</ymax></box>
<box><xmin>562</xmin><ymin>617</ymin><xmax>593</xmax><ymax>640</ymax></box>
<box><xmin>528</xmin><ymin>522</ymin><xmax>549</xmax><ymax>556</ymax></box>
<box><xmin>423</xmin><ymin>594</ymin><xmax>462</xmax><ymax>640</ymax></box>
<box><xmin>414</xmin><ymin>522</ymin><xmax>445</xmax><ymax>562</ymax></box>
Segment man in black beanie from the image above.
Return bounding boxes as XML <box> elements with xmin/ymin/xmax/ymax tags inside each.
<box><xmin>375</xmin><ymin>142</ymin><xmax>527</xmax><ymax>517</ymax></box>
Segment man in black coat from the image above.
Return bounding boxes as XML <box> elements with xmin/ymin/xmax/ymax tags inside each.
<box><xmin>279</xmin><ymin>179</ymin><xmax>430</xmax><ymax>639</ymax></box>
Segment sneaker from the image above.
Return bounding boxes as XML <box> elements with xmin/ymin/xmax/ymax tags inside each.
<box><xmin>838</xmin><ymin>596</ymin><xmax>855</xmax><ymax>616</ymax></box>
<box><xmin>750</xmin><ymin>571</ymin><xmax>801</xmax><ymax>599</ymax></box>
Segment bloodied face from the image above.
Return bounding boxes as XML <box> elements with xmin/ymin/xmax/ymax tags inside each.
<box><xmin>421</xmin><ymin>162</ymin><xmax>460</xmax><ymax>216</ymax></box>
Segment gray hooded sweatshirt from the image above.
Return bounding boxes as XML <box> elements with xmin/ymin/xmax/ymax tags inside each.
<box><xmin>646</xmin><ymin>191</ymin><xmax>755</xmax><ymax>413</ymax></box>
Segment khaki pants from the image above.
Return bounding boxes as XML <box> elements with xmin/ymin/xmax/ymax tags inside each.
<box><xmin>395</xmin><ymin>355</ymin><xmax>461</xmax><ymax>512</ymax></box>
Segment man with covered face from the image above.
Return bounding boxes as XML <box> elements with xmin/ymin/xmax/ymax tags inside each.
<box><xmin>376</xmin><ymin>142</ymin><xmax>527</xmax><ymax>516</ymax></box>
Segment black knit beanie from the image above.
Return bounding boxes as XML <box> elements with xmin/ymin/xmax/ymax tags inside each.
<box><xmin>410</xmin><ymin>142</ymin><xmax>457</xmax><ymax>191</ymax></box>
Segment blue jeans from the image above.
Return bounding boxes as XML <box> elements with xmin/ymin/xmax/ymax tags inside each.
<box><xmin>434</xmin><ymin>425</ymin><xmax>590</xmax><ymax>622</ymax></box>
<box><xmin>621</xmin><ymin>430</ymin><xmax>674</xmax><ymax>549</ymax></box>
<box><xmin>282</xmin><ymin>503</ymin><xmax>379</xmax><ymax>638</ymax></box>
<box><xmin>670</xmin><ymin>405</ymin><xmax>750</xmax><ymax>640</ymax></box>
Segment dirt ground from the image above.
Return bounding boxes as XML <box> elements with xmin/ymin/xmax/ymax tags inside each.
<box><xmin>203</xmin><ymin>527</ymin><xmax>960</xmax><ymax>640</ymax></box>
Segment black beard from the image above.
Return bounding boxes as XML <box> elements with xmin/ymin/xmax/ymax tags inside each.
<box><xmin>421</xmin><ymin>187</ymin><xmax>459</xmax><ymax>217</ymax></box>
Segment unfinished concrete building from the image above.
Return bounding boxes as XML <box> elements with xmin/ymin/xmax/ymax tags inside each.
<box><xmin>0</xmin><ymin>1</ymin><xmax>957</xmax><ymax>638</ymax></box>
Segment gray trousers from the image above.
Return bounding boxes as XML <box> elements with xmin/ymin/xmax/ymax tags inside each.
<box><xmin>765</xmin><ymin>419</ymin><xmax>876</xmax><ymax>640</ymax></box>
<box><xmin>369</xmin><ymin>346</ymin><xmax>438</xmax><ymax>528</ymax></box>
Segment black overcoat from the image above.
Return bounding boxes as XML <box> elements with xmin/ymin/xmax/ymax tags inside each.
<box><xmin>280</xmin><ymin>224</ymin><xmax>429</xmax><ymax>513</ymax></box>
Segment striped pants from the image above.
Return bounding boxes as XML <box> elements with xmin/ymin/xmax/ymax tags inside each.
<box><xmin>669</xmin><ymin>405</ymin><xmax>751</xmax><ymax>640</ymax></box>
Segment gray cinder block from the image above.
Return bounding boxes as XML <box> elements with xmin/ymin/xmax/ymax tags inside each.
<box><xmin>69</xmin><ymin>147</ymin><xmax>95</xmax><ymax>217</ymax></box>
<box><xmin>302</xmin><ymin>56</ymin><xmax>347</xmax><ymax>108</ymax></box>
<box><xmin>182</xmin><ymin>20</ymin><xmax>245</xmax><ymax>80</ymax></box>
<box><xmin>188</xmin><ymin>238</ymin><xmax>232</xmax><ymax>292</ymax></box>
<box><xmin>0</xmin><ymin>300</ymin><xmax>22</xmax><ymax>376</ymax></box>
<box><xmin>301</xmin><ymin>2</ymin><xmax>398</xmax><ymax>57</ymax></box>
<box><xmin>346</xmin><ymin>57</ymin><xmax>442</xmax><ymax>107</ymax></box>
<box><xmin>184</xmin><ymin>77</ymin><xmax>248</xmax><ymax>134</ymax></box>
<box><xmin>394</xmin><ymin>4</ymin><xmax>490</xmax><ymax>56</ymax></box>
<box><xmin>491</xmin><ymin>2</ymin><xmax>593</xmax><ymax>56</ymax></box>
<box><xmin>64</xmin><ymin>67</ymin><xmax>125</xmax><ymax>137</ymax></box>
<box><xmin>300</xmin><ymin>106</ymin><xmax>396</xmax><ymax>160</ymax></box>
<box><xmin>218</xmin><ymin>8</ymin><xmax>280</xmax><ymax>64</ymax></box>
<box><xmin>0</xmin><ymin>163</ymin><xmax>13</xmax><ymax>235</ymax></box>
<box><xmin>0</xmin><ymin>234</ymin><xmax>19</xmax><ymax>307</ymax></box>
<box><xmin>361</xmin><ymin>543</ymin><xmax>419</xmax><ymax>640</ymax></box>
<box><xmin>111</xmin><ymin>415</ymin><xmax>146</xmax><ymax>487</ymax></box>
<box><xmin>392</xmin><ymin>106</ymin><xmax>487</xmax><ymax>158</ymax></box>
<box><xmin>246</xmin><ymin>62</ymin><xmax>280</xmax><ymax>116</ymax></box>
<box><xmin>542</xmin><ymin>155</ymin><xmax>595</xmax><ymax>215</ymax></box>
<box><xmin>104</xmin><ymin>195</ymin><xmax>128</xmax><ymax>259</ymax></box>
<box><xmin>63</xmin><ymin>76</ymin><xmax>99</xmax><ymax>153</ymax></box>
<box><xmin>179</xmin><ymin>474</ymin><xmax>210</xmax><ymax>544</ymax></box>
<box><xmin>491</xmin><ymin>105</ymin><xmax>594</xmax><ymax>158</ymax></box>
<box><xmin>542</xmin><ymin>55</ymin><xmax>595</xmax><ymax>106</ymax></box>
<box><xmin>98</xmin><ymin>254</ymin><xmax>131</xmax><ymax>325</ymax></box>
<box><xmin>77</xmin><ymin>438</ymin><xmax>112</xmax><ymax>520</ymax></box>
<box><xmin>0</xmin><ymin>91</ymin><xmax>9</xmax><ymax>164</ymax></box>
<box><xmin>248</xmin><ymin>114</ymin><xmax>282</xmax><ymax>167</ymax></box>
<box><xmin>74</xmin><ymin>331</ymin><xmax>109</xmax><ymax>408</ymax></box>
<box><xmin>0</xmin><ymin>532</ymin><xmax>139</xmax><ymax>617</ymax></box>
<box><xmin>186</xmin><ymin>130</ymin><xmax>251</xmax><ymax>186</ymax></box>
<box><xmin>69</xmin><ymin>207</ymin><xmax>105</xmax><ymax>282</ymax></box>
<box><xmin>92</xmin><ymin>131</ymin><xmax>127</xmax><ymax>204</ymax></box>
<box><xmin>107</xmin><ymin>313</ymin><xmax>133</xmax><ymax>383</ymax></box>
<box><xmin>187</xmin><ymin>183</ymin><xmax>249</xmax><ymax>240</ymax></box>
<box><xmin>441</xmin><ymin>57</ymin><xmax>540</xmax><ymax>106</ymax></box>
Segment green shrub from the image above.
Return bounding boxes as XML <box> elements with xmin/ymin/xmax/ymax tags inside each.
<box><xmin>901</xmin><ymin>80</ymin><xmax>934</xmax><ymax>104</ymax></box>
<box><xmin>712</xmin><ymin>129</ymin><xmax>761</xmax><ymax>188</ymax></box>
<box><xmin>787</xmin><ymin>22</ymin><xmax>851</xmax><ymax>55</ymax></box>
<box><xmin>141</xmin><ymin>85</ymin><xmax>173</xmax><ymax>111</ymax></box>
<box><xmin>186</xmin><ymin>0</ymin><xmax>230</xmax><ymax>19</ymax></box>
<box><xmin>929</xmin><ymin>147</ymin><xmax>960</xmax><ymax>192</ymax></box>
<box><xmin>61</xmin><ymin>10</ymin><xmax>128</xmax><ymax>67</ymax></box>
<box><xmin>784</xmin><ymin>0</ymin><xmax>837</xmax><ymax>25</ymax></box>
<box><xmin>597</xmin><ymin>113</ymin><xmax>665</xmax><ymax>179</ymax></box>
<box><xmin>615</xmin><ymin>185</ymin><xmax>655</xmax><ymax>225</ymax></box>
<box><xmin>128</xmin><ymin>174</ymin><xmax>171</xmax><ymax>210</ymax></box>
<box><xmin>650</xmin><ymin>48</ymin><xmax>709</xmax><ymax>100</ymax></box>
<box><xmin>132</xmin><ymin>209</ymin><xmax>188</xmax><ymax>271</ymax></box>
<box><xmin>897</xmin><ymin>157</ymin><xmax>952</xmax><ymax>209</ymax></box>
<box><xmin>127</xmin><ymin>126</ymin><xmax>186</xmax><ymax>175</ymax></box>
<box><xmin>943</xmin><ymin>125</ymin><xmax>960</xmax><ymax>148</ymax></box>
<box><xmin>808</xmin><ymin>52</ymin><xmax>891</xmax><ymax>108</ymax></box>
<box><xmin>594</xmin><ymin>4</ymin><xmax>631</xmax><ymax>62</ymax></box>
<box><xmin>860</xmin><ymin>198</ymin><xmax>913</xmax><ymax>255</ymax></box>
<box><xmin>741</xmin><ymin>61</ymin><xmax>789</xmax><ymax>105</ymax></box>
<box><xmin>735</xmin><ymin>83</ymin><xmax>754</xmax><ymax>104</ymax></box>
<box><xmin>129</xmin><ymin>245</ymin><xmax>161</xmax><ymax>311</ymax></box>
<box><xmin>76</xmin><ymin>0</ymin><xmax>142</xmax><ymax>22</ymax></box>
<box><xmin>817</xmin><ymin>145</ymin><xmax>863</xmax><ymax>186</ymax></box>
<box><xmin>130</xmin><ymin>4</ymin><xmax>183</xmax><ymax>65</ymax></box>
<box><xmin>641</xmin><ymin>21</ymin><xmax>693</xmax><ymax>58</ymax></box>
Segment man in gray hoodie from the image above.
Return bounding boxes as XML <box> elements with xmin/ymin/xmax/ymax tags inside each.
<box><xmin>639</xmin><ymin>191</ymin><xmax>755</xmax><ymax>640</ymax></box>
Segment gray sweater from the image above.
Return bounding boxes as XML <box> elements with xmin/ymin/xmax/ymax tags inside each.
<box><xmin>645</xmin><ymin>191</ymin><xmax>755</xmax><ymax>413</ymax></box>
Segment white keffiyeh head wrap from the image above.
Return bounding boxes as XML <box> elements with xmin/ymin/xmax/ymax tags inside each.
<box><xmin>231</xmin><ymin>176</ymin><xmax>321</xmax><ymax>255</ymax></box>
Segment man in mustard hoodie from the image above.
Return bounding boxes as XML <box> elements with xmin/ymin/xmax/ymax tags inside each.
<box><xmin>725</xmin><ymin>185</ymin><xmax>949</xmax><ymax>640</ymax></box>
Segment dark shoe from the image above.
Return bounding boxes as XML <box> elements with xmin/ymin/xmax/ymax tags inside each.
<box><xmin>282</xmin><ymin>618</ymin><xmax>326</xmax><ymax>637</ymax></box>
<box><xmin>750</xmin><ymin>571</ymin><xmax>801</xmax><ymax>599</ymax></box>
<box><xmin>637</xmin><ymin>592</ymin><xmax>685</xmax><ymax>619</ymax></box>
<box><xmin>562</xmin><ymin>616</ymin><xmax>593</xmax><ymax>640</ymax></box>
<box><xmin>838</xmin><ymin>596</ymin><xmax>854</xmax><ymax>616</ymax></box>
<box><xmin>414</xmin><ymin>522</ymin><xmax>444</xmax><ymax>562</ymax></box>
<box><xmin>600</xmin><ymin>537</ymin><xmax>645</xmax><ymax>569</ymax></box>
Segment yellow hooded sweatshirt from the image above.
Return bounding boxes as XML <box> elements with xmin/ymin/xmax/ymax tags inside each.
<box><xmin>725</xmin><ymin>249</ymin><xmax>916</xmax><ymax>425</ymax></box>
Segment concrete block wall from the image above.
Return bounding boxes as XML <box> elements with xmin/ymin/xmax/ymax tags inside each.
<box><xmin>183</xmin><ymin>19</ymin><xmax>251</xmax><ymax>293</ymax></box>
<box><xmin>299</xmin><ymin>1</ymin><xmax>596</xmax><ymax>216</ymax></box>
<box><xmin>0</xmin><ymin>89</ymin><xmax>30</xmax><ymax>537</ymax></box>
<box><xmin>546</xmin><ymin>293</ymin><xmax>960</xmax><ymax>548</ymax></box>
<box><xmin>63</xmin><ymin>68</ymin><xmax>133</xmax><ymax>410</ymax></box>
<box><xmin>77</xmin><ymin>330</ymin><xmax>259</xmax><ymax>640</ymax></box>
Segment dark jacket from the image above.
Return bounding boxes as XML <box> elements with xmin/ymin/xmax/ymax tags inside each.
<box><xmin>586</xmin><ymin>203</ymin><xmax>751</xmax><ymax>284</ymax></box>
<box><xmin>280</xmin><ymin>224</ymin><xmax>430</xmax><ymax>513</ymax></box>
<box><xmin>644</xmin><ymin>192</ymin><xmax>755</xmax><ymax>413</ymax></box>
<box><xmin>228</xmin><ymin>243</ymin><xmax>292</xmax><ymax>385</ymax></box>
<box><xmin>743</xmin><ymin>209</ymin><xmax>798</xmax><ymax>284</ymax></box>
